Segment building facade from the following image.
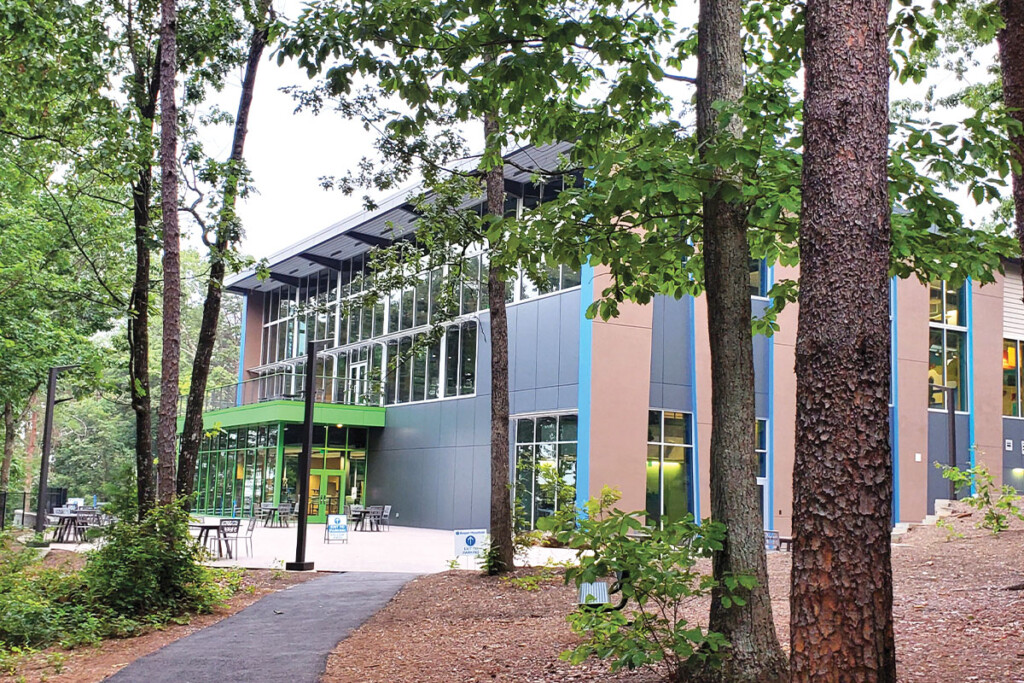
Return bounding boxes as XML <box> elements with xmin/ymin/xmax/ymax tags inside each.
<box><xmin>181</xmin><ymin>147</ymin><xmax>1024</xmax><ymax>532</ymax></box>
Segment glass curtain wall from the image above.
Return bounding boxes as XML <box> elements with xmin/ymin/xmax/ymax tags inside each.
<box><xmin>1004</xmin><ymin>339</ymin><xmax>1023</xmax><ymax>417</ymax></box>
<box><xmin>514</xmin><ymin>414</ymin><xmax>578</xmax><ymax>530</ymax></box>
<box><xmin>194</xmin><ymin>424</ymin><xmax>279</xmax><ymax>516</ymax></box>
<box><xmin>646</xmin><ymin>410</ymin><xmax>694</xmax><ymax>528</ymax></box>
<box><xmin>928</xmin><ymin>281</ymin><xmax>967</xmax><ymax>410</ymax></box>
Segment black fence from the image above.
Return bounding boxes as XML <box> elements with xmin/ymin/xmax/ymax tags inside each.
<box><xmin>0</xmin><ymin>489</ymin><xmax>68</xmax><ymax>531</ymax></box>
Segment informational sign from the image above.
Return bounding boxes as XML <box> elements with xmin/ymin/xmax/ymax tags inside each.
<box><xmin>454</xmin><ymin>529</ymin><xmax>488</xmax><ymax>557</ymax></box>
<box><xmin>326</xmin><ymin>514</ymin><xmax>348</xmax><ymax>543</ymax></box>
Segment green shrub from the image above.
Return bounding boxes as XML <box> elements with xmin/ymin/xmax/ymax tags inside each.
<box><xmin>538</xmin><ymin>487</ymin><xmax>740</xmax><ymax>679</ymax></box>
<box><xmin>83</xmin><ymin>499</ymin><xmax>224</xmax><ymax>616</ymax></box>
<box><xmin>936</xmin><ymin>463</ymin><xmax>1024</xmax><ymax>533</ymax></box>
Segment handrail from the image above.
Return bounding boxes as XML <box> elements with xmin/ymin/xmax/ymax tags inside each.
<box><xmin>177</xmin><ymin>371</ymin><xmax>385</xmax><ymax>415</ymax></box>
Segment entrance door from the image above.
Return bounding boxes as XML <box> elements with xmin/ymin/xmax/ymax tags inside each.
<box><xmin>307</xmin><ymin>470</ymin><xmax>344</xmax><ymax>523</ymax></box>
<box><xmin>347</xmin><ymin>361</ymin><xmax>368</xmax><ymax>405</ymax></box>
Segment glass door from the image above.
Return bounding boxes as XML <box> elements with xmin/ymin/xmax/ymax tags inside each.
<box><xmin>347</xmin><ymin>361</ymin><xmax>368</xmax><ymax>404</ymax></box>
<box><xmin>306</xmin><ymin>449</ymin><xmax>345</xmax><ymax>523</ymax></box>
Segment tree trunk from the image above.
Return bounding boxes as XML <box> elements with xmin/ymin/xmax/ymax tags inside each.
<box><xmin>1</xmin><ymin>401</ymin><xmax>14</xmax><ymax>492</ymax></box>
<box><xmin>692</xmin><ymin>1</ymin><xmax>787</xmax><ymax>680</ymax></box>
<box><xmin>177</xmin><ymin>4</ymin><xmax>271</xmax><ymax>500</ymax></box>
<box><xmin>128</xmin><ymin>41</ymin><xmax>161</xmax><ymax>519</ymax></box>
<box><xmin>999</xmin><ymin>1</ymin><xmax>1024</xmax><ymax>271</ymax></box>
<box><xmin>790</xmin><ymin>0</ymin><xmax>895</xmax><ymax>680</ymax></box>
<box><xmin>156</xmin><ymin>0</ymin><xmax>180</xmax><ymax>504</ymax></box>
<box><xmin>484</xmin><ymin>112</ymin><xmax>514</xmax><ymax>573</ymax></box>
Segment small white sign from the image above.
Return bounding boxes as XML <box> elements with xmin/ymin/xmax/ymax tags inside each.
<box><xmin>454</xmin><ymin>529</ymin><xmax>488</xmax><ymax>557</ymax></box>
<box><xmin>326</xmin><ymin>514</ymin><xmax>348</xmax><ymax>543</ymax></box>
<box><xmin>1007</xmin><ymin>440</ymin><xmax>1013</xmax><ymax>452</ymax></box>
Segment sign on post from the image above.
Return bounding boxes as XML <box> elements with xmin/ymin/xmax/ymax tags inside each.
<box><xmin>325</xmin><ymin>514</ymin><xmax>349</xmax><ymax>543</ymax></box>
<box><xmin>454</xmin><ymin>529</ymin><xmax>488</xmax><ymax>557</ymax></box>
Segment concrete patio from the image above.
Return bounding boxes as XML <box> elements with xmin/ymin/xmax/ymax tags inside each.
<box><xmin>200</xmin><ymin>521</ymin><xmax>575</xmax><ymax>573</ymax></box>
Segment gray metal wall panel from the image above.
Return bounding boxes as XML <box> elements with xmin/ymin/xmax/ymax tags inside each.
<box><xmin>1002</xmin><ymin>417</ymin><xmax>1024</xmax><ymax>494</ymax></box>
<box><xmin>368</xmin><ymin>289</ymin><xmax>581</xmax><ymax>531</ymax></box>
<box><xmin>535</xmin><ymin>296</ymin><xmax>562</xmax><ymax>388</ymax></box>
<box><xmin>536</xmin><ymin>386</ymin><xmax>559</xmax><ymax>412</ymax></box>
<box><xmin>926</xmin><ymin>412</ymin><xmax>972</xmax><ymax>514</ymax></box>
<box><xmin>514</xmin><ymin>304</ymin><xmax>539</xmax><ymax>389</ymax></box>
<box><xmin>649</xmin><ymin>295</ymin><xmax>694</xmax><ymax>412</ymax></box>
<box><xmin>558</xmin><ymin>291</ymin><xmax>581</xmax><ymax>387</ymax></box>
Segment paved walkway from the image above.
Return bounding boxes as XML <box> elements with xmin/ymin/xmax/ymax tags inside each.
<box><xmin>107</xmin><ymin>571</ymin><xmax>417</xmax><ymax>683</ymax></box>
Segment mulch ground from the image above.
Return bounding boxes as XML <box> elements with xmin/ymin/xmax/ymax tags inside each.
<box><xmin>322</xmin><ymin>505</ymin><xmax>1024</xmax><ymax>683</ymax></box>
<box><xmin>3</xmin><ymin>555</ymin><xmax>323</xmax><ymax>683</ymax></box>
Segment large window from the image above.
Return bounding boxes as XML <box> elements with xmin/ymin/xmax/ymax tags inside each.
<box><xmin>749</xmin><ymin>258</ymin><xmax>768</xmax><ymax>298</ymax></box>
<box><xmin>756</xmin><ymin>419</ymin><xmax>769</xmax><ymax>529</ymax></box>
<box><xmin>193</xmin><ymin>424</ymin><xmax>278</xmax><ymax>516</ymax></box>
<box><xmin>928</xmin><ymin>281</ymin><xmax>967</xmax><ymax>410</ymax></box>
<box><xmin>514</xmin><ymin>414</ymin><xmax>577</xmax><ymax>530</ymax></box>
<box><xmin>646</xmin><ymin>410</ymin><xmax>694</xmax><ymax>528</ymax></box>
<box><xmin>1004</xmin><ymin>339</ymin><xmax>1023</xmax><ymax>417</ymax></box>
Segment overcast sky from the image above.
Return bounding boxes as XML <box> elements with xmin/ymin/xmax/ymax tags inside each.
<box><xmin>196</xmin><ymin>9</ymin><xmax>997</xmax><ymax>264</ymax></box>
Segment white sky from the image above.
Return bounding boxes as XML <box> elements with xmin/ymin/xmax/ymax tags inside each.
<box><xmin>195</xmin><ymin>6</ymin><xmax>999</xmax><ymax>264</ymax></box>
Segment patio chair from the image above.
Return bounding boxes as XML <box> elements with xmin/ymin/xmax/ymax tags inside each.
<box><xmin>274</xmin><ymin>503</ymin><xmax>292</xmax><ymax>528</ymax></box>
<box><xmin>381</xmin><ymin>505</ymin><xmax>392</xmax><ymax>531</ymax></box>
<box><xmin>366</xmin><ymin>505</ymin><xmax>385</xmax><ymax>532</ymax></box>
<box><xmin>74</xmin><ymin>511</ymin><xmax>99</xmax><ymax>543</ymax></box>
<box><xmin>237</xmin><ymin>516</ymin><xmax>258</xmax><ymax>557</ymax></box>
<box><xmin>216</xmin><ymin>518</ymin><xmax>242</xmax><ymax>558</ymax></box>
<box><xmin>259</xmin><ymin>501</ymin><xmax>275</xmax><ymax>526</ymax></box>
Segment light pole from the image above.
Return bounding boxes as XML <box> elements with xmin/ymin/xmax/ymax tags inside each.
<box><xmin>35</xmin><ymin>364</ymin><xmax>78</xmax><ymax>533</ymax></box>
<box><xmin>286</xmin><ymin>339</ymin><xmax>329</xmax><ymax>571</ymax></box>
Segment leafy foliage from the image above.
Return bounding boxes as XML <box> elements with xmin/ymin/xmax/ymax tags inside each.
<box><xmin>83</xmin><ymin>499</ymin><xmax>225</xmax><ymax>615</ymax></box>
<box><xmin>538</xmin><ymin>487</ymin><xmax>745</xmax><ymax>678</ymax></box>
<box><xmin>936</xmin><ymin>463</ymin><xmax>1024</xmax><ymax>533</ymax></box>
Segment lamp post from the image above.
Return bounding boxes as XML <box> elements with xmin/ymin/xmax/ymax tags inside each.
<box><xmin>286</xmin><ymin>339</ymin><xmax>329</xmax><ymax>571</ymax></box>
<box><xmin>35</xmin><ymin>364</ymin><xmax>78</xmax><ymax>533</ymax></box>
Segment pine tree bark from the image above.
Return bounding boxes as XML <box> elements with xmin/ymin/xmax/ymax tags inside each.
<box><xmin>156</xmin><ymin>0</ymin><xmax>180</xmax><ymax>504</ymax></box>
<box><xmin>484</xmin><ymin>112</ymin><xmax>514</xmax><ymax>573</ymax></box>
<box><xmin>999</xmin><ymin>1</ymin><xmax>1024</xmax><ymax>265</ymax></box>
<box><xmin>177</xmin><ymin>4</ymin><xmax>271</xmax><ymax>500</ymax></box>
<box><xmin>128</xmin><ymin>44</ymin><xmax>161</xmax><ymax>517</ymax></box>
<box><xmin>692</xmin><ymin>1</ymin><xmax>787</xmax><ymax>680</ymax></box>
<box><xmin>790</xmin><ymin>0</ymin><xmax>895</xmax><ymax>680</ymax></box>
<box><xmin>1</xmin><ymin>401</ymin><xmax>14</xmax><ymax>492</ymax></box>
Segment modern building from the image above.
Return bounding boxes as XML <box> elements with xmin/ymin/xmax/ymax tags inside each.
<box><xmin>181</xmin><ymin>143</ymin><xmax>1024</xmax><ymax>533</ymax></box>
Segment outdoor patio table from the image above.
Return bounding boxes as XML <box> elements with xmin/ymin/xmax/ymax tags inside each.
<box><xmin>53</xmin><ymin>514</ymin><xmax>79</xmax><ymax>543</ymax></box>
<box><xmin>189</xmin><ymin>522</ymin><xmax>232</xmax><ymax>559</ymax></box>
<box><xmin>262</xmin><ymin>506</ymin><xmax>279</xmax><ymax>527</ymax></box>
<box><xmin>351</xmin><ymin>509</ymin><xmax>373</xmax><ymax>531</ymax></box>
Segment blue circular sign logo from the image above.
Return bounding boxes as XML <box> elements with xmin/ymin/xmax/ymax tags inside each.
<box><xmin>466</xmin><ymin>535</ymin><xmax>476</xmax><ymax>546</ymax></box>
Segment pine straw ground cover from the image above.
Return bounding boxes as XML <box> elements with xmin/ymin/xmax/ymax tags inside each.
<box><xmin>323</xmin><ymin>505</ymin><xmax>1024</xmax><ymax>683</ymax></box>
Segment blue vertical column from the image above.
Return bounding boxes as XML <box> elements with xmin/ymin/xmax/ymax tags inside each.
<box><xmin>575</xmin><ymin>262</ymin><xmax>594</xmax><ymax>513</ymax></box>
<box><xmin>966</xmin><ymin>278</ymin><xmax>977</xmax><ymax>481</ymax></box>
<box><xmin>687</xmin><ymin>295</ymin><xmax>702</xmax><ymax>521</ymax></box>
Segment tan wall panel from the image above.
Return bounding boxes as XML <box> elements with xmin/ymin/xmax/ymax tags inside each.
<box><xmin>588</xmin><ymin>269</ymin><xmax>654</xmax><ymax>514</ymax></box>
<box><xmin>896</xmin><ymin>278</ymin><xmax>930</xmax><ymax>523</ymax></box>
<box><xmin>973</xmin><ymin>276</ymin><xmax>1004</xmax><ymax>486</ymax></box>
<box><xmin>243</xmin><ymin>292</ymin><xmax>264</xmax><ymax>378</ymax></box>
<box><xmin>772</xmin><ymin>264</ymin><xmax>800</xmax><ymax>536</ymax></box>
<box><xmin>692</xmin><ymin>295</ymin><xmax>713</xmax><ymax>522</ymax></box>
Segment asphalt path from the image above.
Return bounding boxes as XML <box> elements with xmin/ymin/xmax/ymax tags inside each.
<box><xmin>106</xmin><ymin>571</ymin><xmax>417</xmax><ymax>683</ymax></box>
